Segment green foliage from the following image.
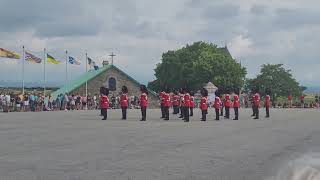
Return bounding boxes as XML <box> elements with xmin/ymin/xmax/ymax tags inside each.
<box><xmin>148</xmin><ymin>41</ymin><xmax>247</xmax><ymax>91</ymax></box>
<box><xmin>247</xmin><ymin>64</ymin><xmax>303</xmax><ymax>98</ymax></box>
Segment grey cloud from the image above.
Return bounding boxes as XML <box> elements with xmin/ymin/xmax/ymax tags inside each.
<box><xmin>274</xmin><ymin>8</ymin><xmax>320</xmax><ymax>29</ymax></box>
<box><xmin>250</xmin><ymin>4</ymin><xmax>267</xmax><ymax>15</ymax></box>
<box><xmin>204</xmin><ymin>4</ymin><xmax>240</xmax><ymax>20</ymax></box>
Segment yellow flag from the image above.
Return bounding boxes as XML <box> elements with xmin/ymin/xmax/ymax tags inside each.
<box><xmin>0</xmin><ymin>48</ymin><xmax>20</xmax><ymax>59</ymax></box>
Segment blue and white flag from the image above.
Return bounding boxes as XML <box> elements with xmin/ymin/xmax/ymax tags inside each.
<box><xmin>68</xmin><ymin>56</ymin><xmax>81</xmax><ymax>65</ymax></box>
<box><xmin>88</xmin><ymin>57</ymin><xmax>99</xmax><ymax>70</ymax></box>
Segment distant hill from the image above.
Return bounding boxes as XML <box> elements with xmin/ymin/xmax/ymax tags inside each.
<box><xmin>0</xmin><ymin>81</ymin><xmax>62</xmax><ymax>88</ymax></box>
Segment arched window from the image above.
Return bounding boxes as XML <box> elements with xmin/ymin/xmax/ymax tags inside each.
<box><xmin>108</xmin><ymin>77</ymin><xmax>116</xmax><ymax>91</ymax></box>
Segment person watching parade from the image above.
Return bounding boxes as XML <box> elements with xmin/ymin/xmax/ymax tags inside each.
<box><xmin>120</xmin><ymin>86</ymin><xmax>129</xmax><ymax>120</ymax></box>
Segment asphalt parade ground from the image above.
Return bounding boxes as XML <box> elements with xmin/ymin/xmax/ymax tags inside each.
<box><xmin>1</xmin><ymin>108</ymin><xmax>320</xmax><ymax>180</ymax></box>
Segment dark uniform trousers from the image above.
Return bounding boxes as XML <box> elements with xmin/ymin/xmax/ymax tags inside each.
<box><xmin>252</xmin><ymin>104</ymin><xmax>256</xmax><ymax>116</ymax></box>
<box><xmin>101</xmin><ymin>108</ymin><xmax>108</xmax><ymax>120</ymax></box>
<box><xmin>254</xmin><ymin>106</ymin><xmax>259</xmax><ymax>119</ymax></box>
<box><xmin>173</xmin><ymin>105</ymin><xmax>179</xmax><ymax>114</ymax></box>
<box><xmin>141</xmin><ymin>107</ymin><xmax>147</xmax><ymax>120</ymax></box>
<box><xmin>234</xmin><ymin>107</ymin><xmax>239</xmax><ymax>120</ymax></box>
<box><xmin>121</xmin><ymin>107</ymin><xmax>127</xmax><ymax>119</ymax></box>
<box><xmin>215</xmin><ymin>108</ymin><xmax>220</xmax><ymax>120</ymax></box>
<box><xmin>179</xmin><ymin>106</ymin><xmax>184</xmax><ymax>118</ymax></box>
<box><xmin>183</xmin><ymin>106</ymin><xmax>189</xmax><ymax>121</ymax></box>
<box><xmin>161</xmin><ymin>105</ymin><xmax>165</xmax><ymax>118</ymax></box>
<box><xmin>220</xmin><ymin>107</ymin><xmax>224</xmax><ymax>116</ymax></box>
<box><xmin>164</xmin><ymin>106</ymin><xmax>169</xmax><ymax>120</ymax></box>
<box><xmin>266</xmin><ymin>107</ymin><xmax>270</xmax><ymax>117</ymax></box>
<box><xmin>201</xmin><ymin>110</ymin><xmax>207</xmax><ymax>121</ymax></box>
<box><xmin>190</xmin><ymin>107</ymin><xmax>193</xmax><ymax>116</ymax></box>
<box><xmin>225</xmin><ymin>107</ymin><xmax>230</xmax><ymax>119</ymax></box>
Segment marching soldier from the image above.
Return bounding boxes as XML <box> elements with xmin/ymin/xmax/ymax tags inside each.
<box><xmin>233</xmin><ymin>90</ymin><xmax>240</xmax><ymax>120</ymax></box>
<box><xmin>265</xmin><ymin>89</ymin><xmax>271</xmax><ymax>118</ymax></box>
<box><xmin>199</xmin><ymin>88</ymin><xmax>208</xmax><ymax>121</ymax></box>
<box><xmin>120</xmin><ymin>86</ymin><xmax>129</xmax><ymax>120</ymax></box>
<box><xmin>163</xmin><ymin>89</ymin><xmax>171</xmax><ymax>120</ymax></box>
<box><xmin>224</xmin><ymin>91</ymin><xmax>231</xmax><ymax>119</ymax></box>
<box><xmin>190</xmin><ymin>91</ymin><xmax>195</xmax><ymax>117</ymax></box>
<box><xmin>100</xmin><ymin>87</ymin><xmax>109</xmax><ymax>120</ymax></box>
<box><xmin>140</xmin><ymin>85</ymin><xmax>148</xmax><ymax>121</ymax></box>
<box><xmin>220</xmin><ymin>94</ymin><xmax>224</xmax><ymax>116</ymax></box>
<box><xmin>253</xmin><ymin>88</ymin><xmax>261</xmax><ymax>119</ymax></box>
<box><xmin>213</xmin><ymin>91</ymin><xmax>221</xmax><ymax>121</ymax></box>
<box><xmin>172</xmin><ymin>90</ymin><xmax>180</xmax><ymax>114</ymax></box>
<box><xmin>182</xmin><ymin>88</ymin><xmax>191</xmax><ymax>122</ymax></box>
<box><xmin>179</xmin><ymin>88</ymin><xmax>184</xmax><ymax>119</ymax></box>
<box><xmin>159</xmin><ymin>90</ymin><xmax>165</xmax><ymax>119</ymax></box>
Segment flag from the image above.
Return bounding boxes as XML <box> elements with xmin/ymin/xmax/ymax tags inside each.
<box><xmin>47</xmin><ymin>53</ymin><xmax>61</xmax><ymax>64</ymax></box>
<box><xmin>68</xmin><ymin>56</ymin><xmax>81</xmax><ymax>65</ymax></box>
<box><xmin>0</xmin><ymin>48</ymin><xmax>20</xmax><ymax>59</ymax></box>
<box><xmin>88</xmin><ymin>57</ymin><xmax>99</xmax><ymax>70</ymax></box>
<box><xmin>25</xmin><ymin>51</ymin><xmax>42</xmax><ymax>63</ymax></box>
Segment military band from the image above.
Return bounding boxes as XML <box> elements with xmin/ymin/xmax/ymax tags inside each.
<box><xmin>99</xmin><ymin>85</ymin><xmax>274</xmax><ymax>122</ymax></box>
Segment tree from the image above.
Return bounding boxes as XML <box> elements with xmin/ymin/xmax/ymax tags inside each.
<box><xmin>247</xmin><ymin>64</ymin><xmax>304</xmax><ymax>98</ymax></box>
<box><xmin>148</xmin><ymin>41</ymin><xmax>247</xmax><ymax>92</ymax></box>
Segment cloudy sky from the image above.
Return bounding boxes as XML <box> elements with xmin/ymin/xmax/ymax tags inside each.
<box><xmin>0</xmin><ymin>0</ymin><xmax>319</xmax><ymax>87</ymax></box>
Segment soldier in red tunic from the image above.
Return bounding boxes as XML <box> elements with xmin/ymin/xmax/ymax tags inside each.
<box><xmin>253</xmin><ymin>88</ymin><xmax>261</xmax><ymax>119</ymax></box>
<box><xmin>265</xmin><ymin>89</ymin><xmax>271</xmax><ymax>118</ymax></box>
<box><xmin>100</xmin><ymin>87</ymin><xmax>109</xmax><ymax>120</ymax></box>
<box><xmin>163</xmin><ymin>88</ymin><xmax>171</xmax><ymax>120</ymax></box>
<box><xmin>182</xmin><ymin>88</ymin><xmax>191</xmax><ymax>122</ymax></box>
<box><xmin>179</xmin><ymin>88</ymin><xmax>184</xmax><ymax>119</ymax></box>
<box><xmin>120</xmin><ymin>86</ymin><xmax>129</xmax><ymax>120</ymax></box>
<box><xmin>233</xmin><ymin>89</ymin><xmax>240</xmax><ymax>120</ymax></box>
<box><xmin>200</xmin><ymin>88</ymin><xmax>208</xmax><ymax>121</ymax></box>
<box><xmin>159</xmin><ymin>90</ymin><xmax>165</xmax><ymax>119</ymax></box>
<box><xmin>288</xmin><ymin>92</ymin><xmax>293</xmax><ymax>108</ymax></box>
<box><xmin>213</xmin><ymin>91</ymin><xmax>222</xmax><ymax>121</ymax></box>
<box><xmin>140</xmin><ymin>85</ymin><xmax>148</xmax><ymax>121</ymax></box>
<box><xmin>190</xmin><ymin>91</ymin><xmax>195</xmax><ymax>117</ymax></box>
<box><xmin>224</xmin><ymin>90</ymin><xmax>231</xmax><ymax>119</ymax></box>
<box><xmin>172</xmin><ymin>90</ymin><xmax>180</xmax><ymax>114</ymax></box>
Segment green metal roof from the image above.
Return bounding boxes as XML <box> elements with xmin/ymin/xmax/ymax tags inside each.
<box><xmin>51</xmin><ymin>64</ymin><xmax>157</xmax><ymax>98</ymax></box>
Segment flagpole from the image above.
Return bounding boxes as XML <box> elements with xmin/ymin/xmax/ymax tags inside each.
<box><xmin>85</xmin><ymin>52</ymin><xmax>88</xmax><ymax>110</ymax></box>
<box><xmin>43</xmin><ymin>48</ymin><xmax>46</xmax><ymax>97</ymax></box>
<box><xmin>22</xmin><ymin>46</ymin><xmax>25</xmax><ymax>95</ymax></box>
<box><xmin>65</xmin><ymin>50</ymin><xmax>68</xmax><ymax>94</ymax></box>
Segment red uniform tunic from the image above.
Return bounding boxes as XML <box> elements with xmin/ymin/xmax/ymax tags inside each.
<box><xmin>183</xmin><ymin>93</ymin><xmax>191</xmax><ymax>107</ymax></box>
<box><xmin>100</xmin><ymin>95</ymin><xmax>109</xmax><ymax>109</ymax></box>
<box><xmin>300</xmin><ymin>95</ymin><xmax>305</xmax><ymax>102</ymax></box>
<box><xmin>213</xmin><ymin>97</ymin><xmax>221</xmax><ymax>109</ymax></box>
<box><xmin>224</xmin><ymin>94</ymin><xmax>231</xmax><ymax>107</ymax></box>
<box><xmin>200</xmin><ymin>96</ymin><xmax>208</xmax><ymax>110</ymax></box>
<box><xmin>163</xmin><ymin>93</ymin><xmax>171</xmax><ymax>107</ymax></box>
<box><xmin>190</xmin><ymin>96</ymin><xmax>195</xmax><ymax>108</ymax></box>
<box><xmin>288</xmin><ymin>95</ymin><xmax>293</xmax><ymax>101</ymax></box>
<box><xmin>265</xmin><ymin>95</ymin><xmax>271</xmax><ymax>107</ymax></box>
<box><xmin>172</xmin><ymin>95</ymin><xmax>180</xmax><ymax>106</ymax></box>
<box><xmin>160</xmin><ymin>92</ymin><xmax>165</xmax><ymax>106</ymax></box>
<box><xmin>233</xmin><ymin>95</ymin><xmax>240</xmax><ymax>108</ymax></box>
<box><xmin>140</xmin><ymin>93</ymin><xmax>148</xmax><ymax>107</ymax></box>
<box><xmin>253</xmin><ymin>93</ymin><xmax>261</xmax><ymax>107</ymax></box>
<box><xmin>120</xmin><ymin>93</ymin><xmax>128</xmax><ymax>108</ymax></box>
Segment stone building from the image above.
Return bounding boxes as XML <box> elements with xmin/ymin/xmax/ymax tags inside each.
<box><xmin>51</xmin><ymin>63</ymin><xmax>159</xmax><ymax>108</ymax></box>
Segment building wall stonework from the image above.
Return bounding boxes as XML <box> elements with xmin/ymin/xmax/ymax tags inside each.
<box><xmin>70</xmin><ymin>67</ymin><xmax>159</xmax><ymax>108</ymax></box>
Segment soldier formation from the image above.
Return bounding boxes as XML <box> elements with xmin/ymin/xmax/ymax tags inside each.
<box><xmin>99</xmin><ymin>85</ymin><xmax>273</xmax><ymax>122</ymax></box>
